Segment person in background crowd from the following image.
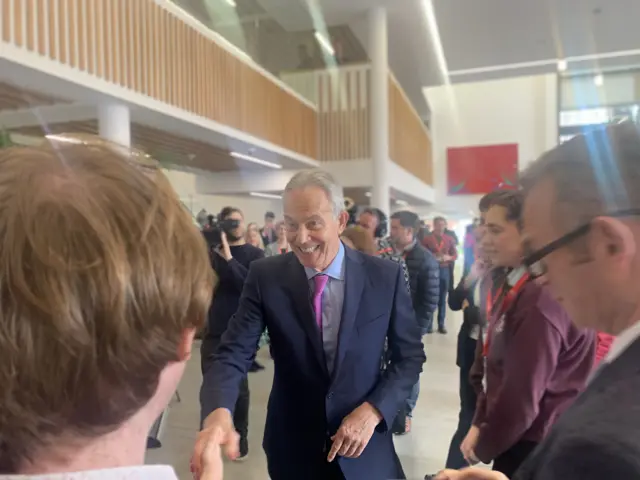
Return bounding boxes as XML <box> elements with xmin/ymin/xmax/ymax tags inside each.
<box><xmin>194</xmin><ymin>169</ymin><xmax>425</xmax><ymax>480</ymax></box>
<box><xmin>247</xmin><ymin>222</ymin><xmax>265</xmax><ymax>250</ymax></box>
<box><xmin>389</xmin><ymin>210</ymin><xmax>439</xmax><ymax>434</ymax></box>
<box><xmin>422</xmin><ymin>216</ymin><xmax>457</xmax><ymax>334</ymax></box>
<box><xmin>0</xmin><ymin>141</ymin><xmax>218</xmax><ymax>479</ymax></box>
<box><xmin>357</xmin><ymin>207</ymin><xmax>410</xmax><ymax>287</ymax></box>
<box><xmin>459</xmin><ymin>191</ymin><xmax>595</xmax><ymax>478</ymax></box>
<box><xmin>444</xmin><ymin>220</ymin><xmax>460</xmax><ymax>292</ymax></box>
<box><xmin>261</xmin><ymin>211</ymin><xmax>277</xmax><ymax>246</ymax></box>
<box><xmin>341</xmin><ymin>225</ymin><xmax>376</xmax><ymax>255</ymax></box>
<box><xmin>425</xmin><ymin>193</ymin><xmax>505</xmax><ymax>479</ymax></box>
<box><xmin>436</xmin><ymin>122</ymin><xmax>640</xmax><ymax>480</ymax></box>
<box><xmin>200</xmin><ymin>207</ymin><xmax>265</xmax><ymax>461</ymax></box>
<box><xmin>265</xmin><ymin>220</ymin><xmax>292</xmax><ymax>256</ymax></box>
<box><xmin>463</xmin><ymin>223</ymin><xmax>477</xmax><ymax>276</ymax></box>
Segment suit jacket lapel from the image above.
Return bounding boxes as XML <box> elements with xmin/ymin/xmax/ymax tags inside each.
<box><xmin>332</xmin><ymin>248</ymin><xmax>364</xmax><ymax>380</ymax></box>
<box><xmin>284</xmin><ymin>254</ymin><xmax>328</xmax><ymax>377</ymax></box>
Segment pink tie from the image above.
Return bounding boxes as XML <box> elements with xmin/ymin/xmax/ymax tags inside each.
<box><xmin>312</xmin><ymin>274</ymin><xmax>329</xmax><ymax>330</ymax></box>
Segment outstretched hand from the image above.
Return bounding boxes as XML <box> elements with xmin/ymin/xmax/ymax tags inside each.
<box><xmin>435</xmin><ymin>468</ymin><xmax>508</xmax><ymax>480</ymax></box>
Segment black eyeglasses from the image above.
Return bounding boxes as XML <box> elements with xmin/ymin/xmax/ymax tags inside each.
<box><xmin>522</xmin><ymin>209</ymin><xmax>640</xmax><ymax>278</ymax></box>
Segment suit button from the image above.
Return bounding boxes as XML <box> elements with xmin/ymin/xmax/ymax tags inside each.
<box><xmin>327</xmin><ymin>392</ymin><xmax>334</xmax><ymax>399</ymax></box>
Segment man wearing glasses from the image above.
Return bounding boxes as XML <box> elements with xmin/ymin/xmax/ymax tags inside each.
<box><xmin>436</xmin><ymin>124</ymin><xmax>640</xmax><ymax>480</ymax></box>
<box><xmin>454</xmin><ymin>190</ymin><xmax>594</xmax><ymax>478</ymax></box>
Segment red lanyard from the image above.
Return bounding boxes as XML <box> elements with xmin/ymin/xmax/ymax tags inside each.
<box><xmin>433</xmin><ymin>236</ymin><xmax>445</xmax><ymax>254</ymax></box>
<box><xmin>483</xmin><ymin>273</ymin><xmax>530</xmax><ymax>356</ymax></box>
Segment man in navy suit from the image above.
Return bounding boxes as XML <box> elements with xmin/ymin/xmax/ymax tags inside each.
<box><xmin>192</xmin><ymin>169</ymin><xmax>426</xmax><ymax>480</ymax></box>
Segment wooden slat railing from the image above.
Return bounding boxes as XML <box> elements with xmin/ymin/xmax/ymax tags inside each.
<box><xmin>389</xmin><ymin>73</ymin><xmax>432</xmax><ymax>185</ymax></box>
<box><xmin>281</xmin><ymin>66</ymin><xmax>433</xmax><ymax>186</ymax></box>
<box><xmin>0</xmin><ymin>0</ymin><xmax>317</xmax><ymax>159</ymax></box>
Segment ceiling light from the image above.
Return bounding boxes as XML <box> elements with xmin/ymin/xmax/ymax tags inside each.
<box><xmin>250</xmin><ymin>192</ymin><xmax>282</xmax><ymax>200</ymax></box>
<box><xmin>314</xmin><ymin>31</ymin><xmax>335</xmax><ymax>56</ymax></box>
<box><xmin>365</xmin><ymin>192</ymin><xmax>372</xmax><ymax>197</ymax></box>
<box><xmin>395</xmin><ymin>199</ymin><xmax>409</xmax><ymax>206</ymax></box>
<box><xmin>557</xmin><ymin>59</ymin><xmax>567</xmax><ymax>72</ymax></box>
<box><xmin>230</xmin><ymin>151</ymin><xmax>282</xmax><ymax>169</ymax></box>
<box><xmin>224</xmin><ymin>0</ymin><xmax>236</xmax><ymax>6</ymax></box>
<box><xmin>594</xmin><ymin>74</ymin><xmax>604</xmax><ymax>86</ymax></box>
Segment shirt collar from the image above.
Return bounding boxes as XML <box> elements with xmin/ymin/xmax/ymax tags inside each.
<box><xmin>506</xmin><ymin>266</ymin><xmax>527</xmax><ymax>286</ymax></box>
<box><xmin>5</xmin><ymin>466</ymin><xmax>179</xmax><ymax>480</ymax></box>
<box><xmin>304</xmin><ymin>242</ymin><xmax>345</xmax><ymax>281</ymax></box>
<box><xmin>604</xmin><ymin>321</ymin><xmax>640</xmax><ymax>364</ymax></box>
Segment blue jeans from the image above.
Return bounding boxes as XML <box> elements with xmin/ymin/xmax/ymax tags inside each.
<box><xmin>437</xmin><ymin>266</ymin><xmax>451</xmax><ymax>329</ymax></box>
<box><xmin>445</xmin><ymin>333</ymin><xmax>478</xmax><ymax>469</ymax></box>
<box><xmin>405</xmin><ymin>326</ymin><xmax>430</xmax><ymax>417</ymax></box>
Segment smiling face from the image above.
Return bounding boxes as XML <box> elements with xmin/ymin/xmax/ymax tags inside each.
<box><xmin>482</xmin><ymin>205</ymin><xmax>523</xmax><ymax>268</ymax></box>
<box><xmin>283</xmin><ymin>186</ymin><xmax>348</xmax><ymax>271</ymax></box>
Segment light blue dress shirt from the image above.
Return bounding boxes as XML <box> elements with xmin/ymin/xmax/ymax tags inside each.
<box><xmin>304</xmin><ymin>242</ymin><xmax>345</xmax><ymax>374</ymax></box>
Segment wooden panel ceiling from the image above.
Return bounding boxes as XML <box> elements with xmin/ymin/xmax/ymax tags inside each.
<box><xmin>12</xmin><ymin>120</ymin><xmax>297</xmax><ymax>172</ymax></box>
<box><xmin>0</xmin><ymin>82</ymin><xmax>66</xmax><ymax>111</ymax></box>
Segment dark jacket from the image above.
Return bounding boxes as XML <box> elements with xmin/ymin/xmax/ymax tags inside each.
<box><xmin>514</xmin><ymin>335</ymin><xmax>640</xmax><ymax>480</ymax></box>
<box><xmin>472</xmin><ymin>276</ymin><xmax>595</xmax><ymax>463</ymax></box>
<box><xmin>403</xmin><ymin>242</ymin><xmax>439</xmax><ymax>328</ymax></box>
<box><xmin>207</xmin><ymin>244</ymin><xmax>264</xmax><ymax>338</ymax></box>
<box><xmin>202</xmin><ymin>248</ymin><xmax>425</xmax><ymax>480</ymax></box>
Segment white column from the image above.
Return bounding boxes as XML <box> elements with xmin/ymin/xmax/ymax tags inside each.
<box><xmin>98</xmin><ymin>103</ymin><xmax>131</xmax><ymax>147</ymax></box>
<box><xmin>368</xmin><ymin>6</ymin><xmax>390</xmax><ymax>215</ymax></box>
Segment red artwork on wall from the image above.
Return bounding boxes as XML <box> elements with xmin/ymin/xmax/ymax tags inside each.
<box><xmin>447</xmin><ymin>143</ymin><xmax>519</xmax><ymax>195</ymax></box>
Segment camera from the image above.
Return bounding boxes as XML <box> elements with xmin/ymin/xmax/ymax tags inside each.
<box><xmin>202</xmin><ymin>217</ymin><xmax>241</xmax><ymax>248</ymax></box>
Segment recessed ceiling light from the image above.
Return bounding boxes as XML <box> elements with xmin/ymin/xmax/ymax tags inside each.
<box><xmin>250</xmin><ymin>192</ymin><xmax>282</xmax><ymax>199</ymax></box>
<box><xmin>594</xmin><ymin>74</ymin><xmax>604</xmax><ymax>86</ymax></box>
<box><xmin>225</xmin><ymin>0</ymin><xmax>236</xmax><ymax>7</ymax></box>
<box><xmin>230</xmin><ymin>151</ymin><xmax>282</xmax><ymax>169</ymax></box>
<box><xmin>557</xmin><ymin>59</ymin><xmax>567</xmax><ymax>72</ymax></box>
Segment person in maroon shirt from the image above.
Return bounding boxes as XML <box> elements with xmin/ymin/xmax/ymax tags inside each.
<box><xmin>460</xmin><ymin>191</ymin><xmax>595</xmax><ymax>477</ymax></box>
<box><xmin>422</xmin><ymin>216</ymin><xmax>458</xmax><ymax>334</ymax></box>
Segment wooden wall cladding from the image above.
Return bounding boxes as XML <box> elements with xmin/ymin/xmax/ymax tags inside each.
<box><xmin>0</xmin><ymin>0</ymin><xmax>317</xmax><ymax>160</ymax></box>
<box><xmin>388</xmin><ymin>74</ymin><xmax>433</xmax><ymax>186</ymax></box>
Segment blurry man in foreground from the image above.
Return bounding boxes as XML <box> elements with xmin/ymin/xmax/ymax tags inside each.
<box><xmin>0</xmin><ymin>138</ymin><xmax>215</xmax><ymax>478</ymax></box>
<box><xmin>437</xmin><ymin>123</ymin><xmax>640</xmax><ymax>480</ymax></box>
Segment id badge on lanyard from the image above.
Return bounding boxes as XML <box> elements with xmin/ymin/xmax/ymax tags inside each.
<box><xmin>482</xmin><ymin>272</ymin><xmax>530</xmax><ymax>392</ymax></box>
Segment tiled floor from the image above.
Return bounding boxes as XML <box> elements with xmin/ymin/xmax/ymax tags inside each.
<box><xmin>146</xmin><ymin>309</ymin><xmax>464</xmax><ymax>480</ymax></box>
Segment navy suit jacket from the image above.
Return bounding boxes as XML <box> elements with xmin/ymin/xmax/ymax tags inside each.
<box><xmin>200</xmin><ymin>246</ymin><xmax>426</xmax><ymax>480</ymax></box>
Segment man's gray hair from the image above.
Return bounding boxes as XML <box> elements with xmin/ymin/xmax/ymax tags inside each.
<box><xmin>284</xmin><ymin>169</ymin><xmax>345</xmax><ymax>217</ymax></box>
<box><xmin>520</xmin><ymin>122</ymin><xmax>640</xmax><ymax>228</ymax></box>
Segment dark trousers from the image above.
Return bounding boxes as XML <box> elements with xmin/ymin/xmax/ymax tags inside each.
<box><xmin>493</xmin><ymin>440</ymin><xmax>538</xmax><ymax>477</ymax></box>
<box><xmin>445</xmin><ymin>333</ymin><xmax>478</xmax><ymax>469</ymax></box>
<box><xmin>199</xmin><ymin>336</ymin><xmax>250</xmax><ymax>441</ymax></box>
<box><xmin>437</xmin><ymin>266</ymin><xmax>451</xmax><ymax>329</ymax></box>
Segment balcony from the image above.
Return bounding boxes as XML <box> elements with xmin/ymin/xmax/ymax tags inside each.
<box><xmin>281</xmin><ymin>65</ymin><xmax>433</xmax><ymax>186</ymax></box>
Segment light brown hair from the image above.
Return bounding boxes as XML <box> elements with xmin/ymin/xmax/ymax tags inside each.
<box><xmin>0</xmin><ymin>140</ymin><xmax>214</xmax><ymax>472</ymax></box>
<box><xmin>341</xmin><ymin>226</ymin><xmax>376</xmax><ymax>255</ymax></box>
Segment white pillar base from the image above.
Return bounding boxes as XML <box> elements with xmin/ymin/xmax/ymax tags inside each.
<box><xmin>98</xmin><ymin>104</ymin><xmax>131</xmax><ymax>148</ymax></box>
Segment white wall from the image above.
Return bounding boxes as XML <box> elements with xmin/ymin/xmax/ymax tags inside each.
<box><xmin>424</xmin><ymin>73</ymin><xmax>559</xmax><ymax>217</ymax></box>
<box><xmin>163</xmin><ymin>169</ymin><xmax>282</xmax><ymax>224</ymax></box>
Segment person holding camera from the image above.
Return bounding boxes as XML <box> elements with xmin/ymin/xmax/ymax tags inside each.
<box><xmin>200</xmin><ymin>206</ymin><xmax>265</xmax><ymax>460</ymax></box>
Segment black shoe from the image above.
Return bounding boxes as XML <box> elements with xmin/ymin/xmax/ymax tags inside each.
<box><xmin>426</xmin><ymin>328</ymin><xmax>433</xmax><ymax>334</ymax></box>
<box><xmin>438</xmin><ymin>327</ymin><xmax>448</xmax><ymax>334</ymax></box>
<box><xmin>249</xmin><ymin>360</ymin><xmax>265</xmax><ymax>372</ymax></box>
